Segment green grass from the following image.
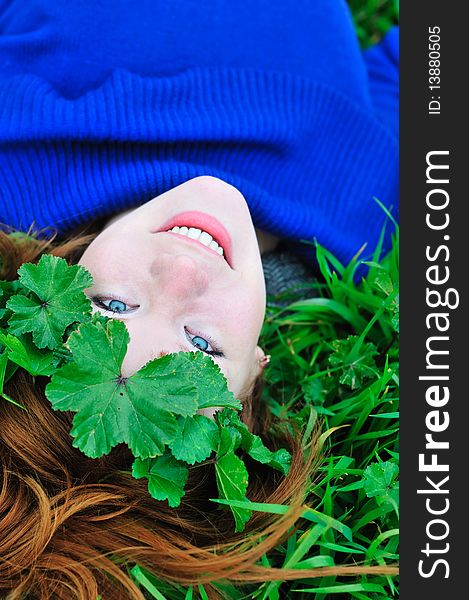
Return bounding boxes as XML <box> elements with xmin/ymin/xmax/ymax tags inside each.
<box><xmin>257</xmin><ymin>215</ymin><xmax>399</xmax><ymax>599</ymax></box>
<box><xmin>347</xmin><ymin>0</ymin><xmax>399</xmax><ymax>48</ymax></box>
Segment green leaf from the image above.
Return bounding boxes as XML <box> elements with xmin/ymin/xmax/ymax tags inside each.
<box><xmin>0</xmin><ymin>349</ymin><xmax>9</xmax><ymax>393</ymax></box>
<box><xmin>175</xmin><ymin>351</ymin><xmax>241</xmax><ymax>411</ymax></box>
<box><xmin>129</xmin><ymin>353</ymin><xmax>202</xmax><ymax>417</ymax></box>
<box><xmin>130</xmin><ymin>566</ymin><xmax>185</xmax><ymax>600</ymax></box>
<box><xmin>0</xmin><ymin>357</ymin><xmax>19</xmax><ymax>390</ymax></box>
<box><xmin>130</xmin><ymin>566</ymin><xmax>168</xmax><ymax>600</ymax></box>
<box><xmin>363</xmin><ymin>460</ymin><xmax>398</xmax><ymax>498</ymax></box>
<box><xmin>373</xmin><ymin>271</ymin><xmax>399</xmax><ymax>333</ymax></box>
<box><xmin>328</xmin><ymin>335</ymin><xmax>378</xmax><ymax>389</ymax></box>
<box><xmin>132</xmin><ymin>453</ymin><xmax>188</xmax><ymax>508</ymax></box>
<box><xmin>46</xmin><ymin>318</ymin><xmax>237</xmax><ymax>462</ymax></box>
<box><xmin>248</xmin><ymin>437</ymin><xmax>291</xmax><ymax>476</ymax></box>
<box><xmin>363</xmin><ymin>460</ymin><xmax>399</xmax><ymax>512</ymax></box>
<box><xmin>197</xmin><ymin>585</ymin><xmax>209</xmax><ymax>600</ymax></box>
<box><xmin>215</xmin><ymin>450</ymin><xmax>251</xmax><ymax>532</ymax></box>
<box><xmin>210</xmin><ymin>499</ymin><xmax>353</xmax><ymax>543</ymax></box>
<box><xmin>0</xmin><ymin>280</ymin><xmax>25</xmax><ymax>324</ymax></box>
<box><xmin>0</xmin><ymin>349</ymin><xmax>25</xmax><ymax>409</ymax></box>
<box><xmin>216</xmin><ymin>409</ymin><xmax>291</xmax><ymax>475</ymax></box>
<box><xmin>46</xmin><ymin>319</ymin><xmax>200</xmax><ymax>458</ymax></box>
<box><xmin>52</xmin><ymin>344</ymin><xmax>74</xmax><ymax>369</ymax></box>
<box><xmin>373</xmin><ymin>271</ymin><xmax>394</xmax><ymax>296</ymax></box>
<box><xmin>295</xmin><ymin>583</ymin><xmax>387</xmax><ymax>594</ymax></box>
<box><xmin>169</xmin><ymin>414</ymin><xmax>219</xmax><ymax>464</ymax></box>
<box><xmin>218</xmin><ymin>423</ymin><xmax>243</xmax><ymax>456</ymax></box>
<box><xmin>301</xmin><ymin>378</ymin><xmax>327</xmax><ymax>406</ymax></box>
<box><xmin>6</xmin><ymin>255</ymin><xmax>93</xmax><ymax>349</ymax></box>
<box><xmin>0</xmin><ymin>330</ymin><xmax>55</xmax><ymax>376</ymax></box>
<box><xmin>184</xmin><ymin>587</ymin><xmax>193</xmax><ymax>600</ymax></box>
<box><xmin>390</xmin><ymin>292</ymin><xmax>400</xmax><ymax>332</ymax></box>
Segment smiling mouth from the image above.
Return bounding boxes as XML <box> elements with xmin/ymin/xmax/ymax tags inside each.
<box><xmin>166</xmin><ymin>226</ymin><xmax>225</xmax><ymax>256</ymax></box>
<box><xmin>153</xmin><ymin>211</ymin><xmax>233</xmax><ymax>267</ymax></box>
<box><xmin>164</xmin><ymin>228</ymin><xmax>231</xmax><ymax>266</ymax></box>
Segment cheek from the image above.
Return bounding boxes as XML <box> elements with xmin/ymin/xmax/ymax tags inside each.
<box><xmin>216</xmin><ymin>362</ymin><xmax>250</xmax><ymax>401</ymax></box>
<box><xmin>118</xmin><ymin>320</ymin><xmax>161</xmax><ymax>377</ymax></box>
<box><xmin>218</xmin><ymin>277</ymin><xmax>265</xmax><ymax>321</ymax></box>
<box><xmin>221</xmin><ymin>292</ymin><xmax>265</xmax><ymax>341</ymax></box>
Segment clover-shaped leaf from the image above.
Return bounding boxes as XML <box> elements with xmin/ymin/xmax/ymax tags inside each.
<box><xmin>46</xmin><ymin>317</ymin><xmax>241</xmax><ymax>462</ymax></box>
<box><xmin>46</xmin><ymin>318</ymin><xmax>201</xmax><ymax>458</ymax></box>
<box><xmin>6</xmin><ymin>255</ymin><xmax>93</xmax><ymax>349</ymax></box>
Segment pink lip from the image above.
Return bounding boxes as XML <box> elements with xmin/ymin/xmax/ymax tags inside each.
<box><xmin>153</xmin><ymin>211</ymin><xmax>233</xmax><ymax>268</ymax></box>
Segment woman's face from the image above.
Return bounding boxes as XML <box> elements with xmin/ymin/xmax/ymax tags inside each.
<box><xmin>78</xmin><ymin>176</ymin><xmax>266</xmax><ymax>406</ymax></box>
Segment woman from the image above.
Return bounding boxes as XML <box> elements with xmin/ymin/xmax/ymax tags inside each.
<box><xmin>0</xmin><ymin>1</ymin><xmax>398</xmax><ymax>598</ymax></box>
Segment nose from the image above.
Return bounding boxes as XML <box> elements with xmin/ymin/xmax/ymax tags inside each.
<box><xmin>150</xmin><ymin>252</ymin><xmax>209</xmax><ymax>298</ymax></box>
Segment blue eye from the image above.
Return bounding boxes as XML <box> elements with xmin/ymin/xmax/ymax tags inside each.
<box><xmin>106</xmin><ymin>299</ymin><xmax>127</xmax><ymax>313</ymax></box>
<box><xmin>185</xmin><ymin>328</ymin><xmax>224</xmax><ymax>357</ymax></box>
<box><xmin>191</xmin><ymin>335</ymin><xmax>209</xmax><ymax>352</ymax></box>
<box><xmin>92</xmin><ymin>297</ymin><xmax>137</xmax><ymax>314</ymax></box>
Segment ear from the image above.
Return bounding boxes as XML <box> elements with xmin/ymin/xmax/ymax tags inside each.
<box><xmin>254</xmin><ymin>345</ymin><xmax>270</xmax><ymax>375</ymax></box>
<box><xmin>255</xmin><ymin>345</ymin><xmax>265</xmax><ymax>364</ymax></box>
<box><xmin>252</xmin><ymin>345</ymin><xmax>264</xmax><ymax>379</ymax></box>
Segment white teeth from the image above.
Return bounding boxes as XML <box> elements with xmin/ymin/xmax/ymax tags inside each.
<box><xmin>167</xmin><ymin>226</ymin><xmax>225</xmax><ymax>258</ymax></box>
<box><xmin>199</xmin><ymin>231</ymin><xmax>213</xmax><ymax>246</ymax></box>
<box><xmin>187</xmin><ymin>227</ymin><xmax>202</xmax><ymax>239</ymax></box>
<box><xmin>210</xmin><ymin>240</ymin><xmax>224</xmax><ymax>255</ymax></box>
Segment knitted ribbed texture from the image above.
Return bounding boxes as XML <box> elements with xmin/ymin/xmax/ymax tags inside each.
<box><xmin>262</xmin><ymin>249</ymin><xmax>319</xmax><ymax>307</ymax></box>
<box><xmin>0</xmin><ymin>1</ymin><xmax>398</xmax><ymax>267</ymax></box>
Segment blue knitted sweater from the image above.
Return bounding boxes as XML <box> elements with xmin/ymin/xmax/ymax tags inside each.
<box><xmin>0</xmin><ymin>0</ymin><xmax>398</xmax><ymax>266</ymax></box>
